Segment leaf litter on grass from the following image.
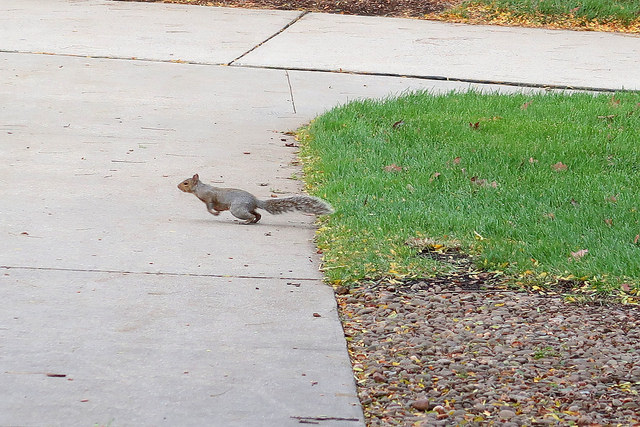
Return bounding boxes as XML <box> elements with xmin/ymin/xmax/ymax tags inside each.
<box><xmin>300</xmin><ymin>91</ymin><xmax>640</xmax><ymax>298</ymax></box>
<box><xmin>427</xmin><ymin>0</ymin><xmax>640</xmax><ymax>33</ymax></box>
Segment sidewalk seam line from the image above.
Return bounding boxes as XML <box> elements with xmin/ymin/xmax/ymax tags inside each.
<box><xmin>237</xmin><ymin>64</ymin><xmax>633</xmax><ymax>93</ymax></box>
<box><xmin>1</xmin><ymin>265</ymin><xmax>322</xmax><ymax>282</ymax></box>
<box><xmin>0</xmin><ymin>49</ymin><xmax>223</xmax><ymax>66</ymax></box>
<box><xmin>227</xmin><ymin>11</ymin><xmax>309</xmax><ymax>66</ymax></box>
<box><xmin>0</xmin><ymin>49</ymin><xmax>632</xmax><ymax>93</ymax></box>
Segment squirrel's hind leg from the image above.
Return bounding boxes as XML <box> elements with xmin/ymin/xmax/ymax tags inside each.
<box><xmin>230</xmin><ymin>205</ymin><xmax>261</xmax><ymax>224</ymax></box>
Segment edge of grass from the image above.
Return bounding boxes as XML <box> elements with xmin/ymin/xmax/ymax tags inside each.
<box><xmin>429</xmin><ymin>0</ymin><xmax>640</xmax><ymax>33</ymax></box>
<box><xmin>299</xmin><ymin>90</ymin><xmax>640</xmax><ymax>303</ymax></box>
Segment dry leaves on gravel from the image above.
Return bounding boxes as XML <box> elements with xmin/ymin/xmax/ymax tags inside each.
<box><xmin>338</xmin><ymin>282</ymin><xmax>640</xmax><ymax>426</ymax></box>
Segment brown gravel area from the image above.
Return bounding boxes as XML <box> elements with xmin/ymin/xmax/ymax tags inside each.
<box><xmin>338</xmin><ymin>282</ymin><xmax>640</xmax><ymax>426</ymax></box>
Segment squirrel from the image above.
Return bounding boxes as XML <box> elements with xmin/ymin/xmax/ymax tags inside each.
<box><xmin>177</xmin><ymin>173</ymin><xmax>334</xmax><ymax>224</ymax></box>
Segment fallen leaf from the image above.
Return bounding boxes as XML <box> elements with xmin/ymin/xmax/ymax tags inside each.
<box><xmin>430</xmin><ymin>172</ymin><xmax>441</xmax><ymax>182</ymax></box>
<box><xmin>383</xmin><ymin>164</ymin><xmax>404</xmax><ymax>172</ymax></box>
<box><xmin>598</xmin><ymin>115</ymin><xmax>616</xmax><ymax>120</ymax></box>
<box><xmin>570</xmin><ymin>198</ymin><xmax>579</xmax><ymax>207</ymax></box>
<box><xmin>453</xmin><ymin>157</ymin><xmax>461</xmax><ymax>164</ymax></box>
<box><xmin>334</xmin><ymin>286</ymin><xmax>349</xmax><ymax>295</ymax></box>
<box><xmin>470</xmin><ymin>176</ymin><xmax>486</xmax><ymax>186</ymax></box>
<box><xmin>569</xmin><ymin>249</ymin><xmax>588</xmax><ymax>261</ymax></box>
<box><xmin>371</xmin><ymin>372</ymin><xmax>386</xmax><ymax>382</ymax></box>
<box><xmin>529</xmin><ymin>157</ymin><xmax>538</xmax><ymax>164</ymax></box>
<box><xmin>312</xmin><ymin>312</ymin><xmax>321</xmax><ymax>317</ymax></box>
<box><xmin>469</xmin><ymin>121</ymin><xmax>480</xmax><ymax>129</ymax></box>
<box><xmin>610</xmin><ymin>96</ymin><xmax>621</xmax><ymax>107</ymax></box>
<box><xmin>392</xmin><ymin>120</ymin><xmax>404</xmax><ymax>129</ymax></box>
<box><xmin>552</xmin><ymin>162</ymin><xmax>568</xmax><ymax>172</ymax></box>
<box><xmin>521</xmin><ymin>100</ymin><xmax>533</xmax><ymax>110</ymax></box>
<box><xmin>604</xmin><ymin>218</ymin><xmax>613</xmax><ymax>226</ymax></box>
<box><xmin>433</xmin><ymin>405</ymin><xmax>447</xmax><ymax>414</ymax></box>
<box><xmin>544</xmin><ymin>212</ymin><xmax>556</xmax><ymax>220</ymax></box>
<box><xmin>606</xmin><ymin>195</ymin><xmax>618</xmax><ymax>203</ymax></box>
<box><xmin>471</xmin><ymin>177</ymin><xmax>497</xmax><ymax>188</ymax></box>
<box><xmin>621</xmin><ymin>283</ymin><xmax>631</xmax><ymax>292</ymax></box>
<box><xmin>634</xmin><ymin>234</ymin><xmax>639</xmax><ymax>244</ymax></box>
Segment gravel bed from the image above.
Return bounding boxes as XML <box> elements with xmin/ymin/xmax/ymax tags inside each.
<box><xmin>336</xmin><ymin>282</ymin><xmax>640</xmax><ymax>426</ymax></box>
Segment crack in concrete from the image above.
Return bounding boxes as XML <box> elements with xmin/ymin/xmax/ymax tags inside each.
<box><xmin>1</xmin><ymin>265</ymin><xmax>322</xmax><ymax>282</ymax></box>
<box><xmin>285</xmin><ymin>69</ymin><xmax>297</xmax><ymax>114</ymax></box>
<box><xmin>227</xmin><ymin>11</ymin><xmax>309</xmax><ymax>66</ymax></box>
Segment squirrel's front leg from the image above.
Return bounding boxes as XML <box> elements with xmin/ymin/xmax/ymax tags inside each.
<box><xmin>206</xmin><ymin>202</ymin><xmax>221</xmax><ymax>216</ymax></box>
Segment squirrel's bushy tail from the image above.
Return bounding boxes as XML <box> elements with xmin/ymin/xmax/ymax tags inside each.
<box><xmin>260</xmin><ymin>196</ymin><xmax>333</xmax><ymax>216</ymax></box>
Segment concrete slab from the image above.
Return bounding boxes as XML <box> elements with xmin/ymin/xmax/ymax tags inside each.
<box><xmin>0</xmin><ymin>0</ymin><xmax>301</xmax><ymax>64</ymax></box>
<box><xmin>0</xmin><ymin>53</ymin><xmax>313</xmax><ymax>278</ymax></box>
<box><xmin>237</xmin><ymin>13</ymin><xmax>640</xmax><ymax>90</ymax></box>
<box><xmin>0</xmin><ymin>269</ymin><xmax>361</xmax><ymax>426</ymax></box>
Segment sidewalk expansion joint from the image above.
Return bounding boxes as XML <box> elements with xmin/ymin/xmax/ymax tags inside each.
<box><xmin>1</xmin><ymin>265</ymin><xmax>322</xmax><ymax>282</ymax></box>
<box><xmin>1</xmin><ymin>49</ymin><xmax>632</xmax><ymax>93</ymax></box>
<box><xmin>234</xmin><ymin>64</ymin><xmax>631</xmax><ymax>94</ymax></box>
<box><xmin>0</xmin><ymin>49</ymin><xmax>221</xmax><ymax>66</ymax></box>
<box><xmin>227</xmin><ymin>11</ymin><xmax>309</xmax><ymax>66</ymax></box>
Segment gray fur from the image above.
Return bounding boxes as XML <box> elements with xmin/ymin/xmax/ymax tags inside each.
<box><xmin>178</xmin><ymin>173</ymin><xmax>333</xmax><ymax>224</ymax></box>
<box><xmin>259</xmin><ymin>196</ymin><xmax>334</xmax><ymax>215</ymax></box>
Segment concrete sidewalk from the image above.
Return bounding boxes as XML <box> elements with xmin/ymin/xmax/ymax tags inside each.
<box><xmin>1</xmin><ymin>1</ymin><xmax>638</xmax><ymax>90</ymax></box>
<box><xmin>0</xmin><ymin>1</ymin><xmax>637</xmax><ymax>426</ymax></box>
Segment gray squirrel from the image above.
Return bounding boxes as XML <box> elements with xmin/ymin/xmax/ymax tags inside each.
<box><xmin>177</xmin><ymin>174</ymin><xmax>334</xmax><ymax>224</ymax></box>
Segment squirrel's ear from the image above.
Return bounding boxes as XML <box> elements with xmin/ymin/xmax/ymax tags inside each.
<box><xmin>192</xmin><ymin>174</ymin><xmax>199</xmax><ymax>181</ymax></box>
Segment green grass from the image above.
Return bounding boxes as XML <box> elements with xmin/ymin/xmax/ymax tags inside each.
<box><xmin>300</xmin><ymin>91</ymin><xmax>640</xmax><ymax>295</ymax></box>
<box><xmin>436</xmin><ymin>0</ymin><xmax>640</xmax><ymax>32</ymax></box>
<box><xmin>475</xmin><ymin>0</ymin><xmax>640</xmax><ymax>23</ymax></box>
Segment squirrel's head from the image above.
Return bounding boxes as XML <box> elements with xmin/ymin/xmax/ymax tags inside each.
<box><xmin>177</xmin><ymin>173</ymin><xmax>199</xmax><ymax>193</ymax></box>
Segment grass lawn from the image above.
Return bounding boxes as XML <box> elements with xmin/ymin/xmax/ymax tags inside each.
<box><xmin>300</xmin><ymin>91</ymin><xmax>640</xmax><ymax>298</ymax></box>
<box><xmin>431</xmin><ymin>0</ymin><xmax>640</xmax><ymax>32</ymax></box>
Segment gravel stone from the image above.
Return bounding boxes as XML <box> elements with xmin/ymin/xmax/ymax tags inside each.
<box><xmin>336</xmin><ymin>281</ymin><xmax>640</xmax><ymax>426</ymax></box>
